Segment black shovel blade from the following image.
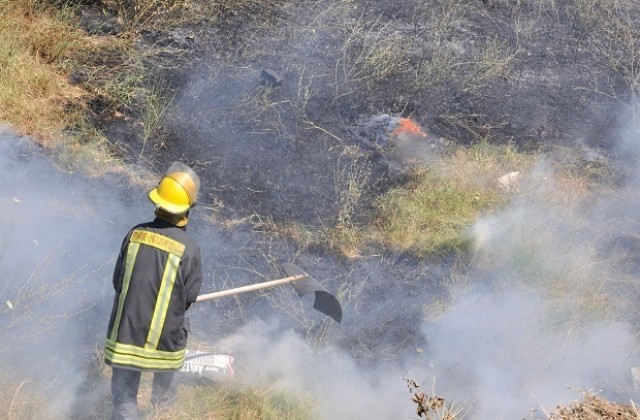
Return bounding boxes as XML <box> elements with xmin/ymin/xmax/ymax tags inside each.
<box><xmin>281</xmin><ymin>263</ymin><xmax>342</xmax><ymax>323</ymax></box>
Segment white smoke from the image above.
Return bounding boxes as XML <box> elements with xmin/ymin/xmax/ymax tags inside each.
<box><xmin>422</xmin><ymin>292</ymin><xmax>636</xmax><ymax>419</ymax></box>
<box><xmin>0</xmin><ymin>131</ymin><xmax>147</xmax><ymax>415</ymax></box>
<box><xmin>416</xmin><ymin>116</ymin><xmax>640</xmax><ymax>418</ymax></box>
<box><xmin>213</xmin><ymin>319</ymin><xmax>414</xmax><ymax>420</ymax></box>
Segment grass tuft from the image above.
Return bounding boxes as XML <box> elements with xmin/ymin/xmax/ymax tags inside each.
<box><xmin>150</xmin><ymin>381</ymin><xmax>316</xmax><ymax>420</ymax></box>
<box><xmin>371</xmin><ymin>167</ymin><xmax>501</xmax><ymax>256</ymax></box>
<box><xmin>0</xmin><ymin>2</ymin><xmax>89</xmax><ymax>142</ymax></box>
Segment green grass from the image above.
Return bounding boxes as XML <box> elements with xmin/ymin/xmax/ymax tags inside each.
<box><xmin>381</xmin><ymin>141</ymin><xmax>530</xmax><ymax>255</ymax></box>
<box><xmin>371</xmin><ymin>169</ymin><xmax>501</xmax><ymax>256</ymax></box>
<box><xmin>366</xmin><ymin>141</ymin><xmax>530</xmax><ymax>257</ymax></box>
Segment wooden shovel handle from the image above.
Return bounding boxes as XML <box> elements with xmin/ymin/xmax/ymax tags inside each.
<box><xmin>195</xmin><ymin>274</ymin><xmax>308</xmax><ymax>302</ymax></box>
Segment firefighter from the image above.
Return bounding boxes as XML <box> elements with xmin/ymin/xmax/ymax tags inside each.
<box><xmin>105</xmin><ymin>162</ymin><xmax>203</xmax><ymax>420</ymax></box>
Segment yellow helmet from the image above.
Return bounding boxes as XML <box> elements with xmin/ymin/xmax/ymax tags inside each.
<box><xmin>148</xmin><ymin>162</ymin><xmax>200</xmax><ymax>214</ymax></box>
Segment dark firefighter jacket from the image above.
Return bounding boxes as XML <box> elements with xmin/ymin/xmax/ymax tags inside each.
<box><xmin>105</xmin><ymin>218</ymin><xmax>203</xmax><ymax>371</ymax></box>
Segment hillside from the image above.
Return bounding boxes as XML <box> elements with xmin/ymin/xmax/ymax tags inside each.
<box><xmin>1</xmin><ymin>0</ymin><xmax>640</xmax><ymax>419</ymax></box>
<box><xmin>80</xmin><ymin>0</ymin><xmax>637</xmax><ymax>225</ymax></box>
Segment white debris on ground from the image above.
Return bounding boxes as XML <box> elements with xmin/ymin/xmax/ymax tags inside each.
<box><xmin>497</xmin><ymin>171</ymin><xmax>520</xmax><ymax>192</ymax></box>
<box><xmin>180</xmin><ymin>350</ymin><xmax>235</xmax><ymax>380</ymax></box>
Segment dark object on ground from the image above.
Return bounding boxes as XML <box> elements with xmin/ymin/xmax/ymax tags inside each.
<box><xmin>259</xmin><ymin>69</ymin><xmax>283</xmax><ymax>87</ymax></box>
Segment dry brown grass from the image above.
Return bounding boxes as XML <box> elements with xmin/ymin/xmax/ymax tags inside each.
<box><xmin>549</xmin><ymin>391</ymin><xmax>640</xmax><ymax>419</ymax></box>
<box><xmin>102</xmin><ymin>0</ymin><xmax>202</xmax><ymax>30</ymax></box>
<box><xmin>0</xmin><ymin>372</ymin><xmax>50</xmax><ymax>420</ymax></box>
<box><xmin>405</xmin><ymin>378</ymin><xmax>466</xmax><ymax>420</ymax></box>
<box><xmin>0</xmin><ymin>2</ymin><xmax>92</xmax><ymax>143</ymax></box>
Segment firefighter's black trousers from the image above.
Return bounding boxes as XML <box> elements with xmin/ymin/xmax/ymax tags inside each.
<box><xmin>111</xmin><ymin>366</ymin><xmax>175</xmax><ymax>420</ymax></box>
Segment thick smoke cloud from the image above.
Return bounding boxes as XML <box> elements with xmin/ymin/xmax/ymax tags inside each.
<box><xmin>415</xmin><ymin>116</ymin><xmax>640</xmax><ymax>418</ymax></box>
<box><xmin>0</xmin><ymin>131</ymin><xmax>146</xmax><ymax>414</ymax></box>
<box><xmin>422</xmin><ymin>292</ymin><xmax>636</xmax><ymax>419</ymax></box>
<box><xmin>212</xmin><ymin>319</ymin><xmax>414</xmax><ymax>420</ymax></box>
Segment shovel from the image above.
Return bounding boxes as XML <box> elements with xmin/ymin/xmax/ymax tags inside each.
<box><xmin>195</xmin><ymin>263</ymin><xmax>342</xmax><ymax>323</ymax></box>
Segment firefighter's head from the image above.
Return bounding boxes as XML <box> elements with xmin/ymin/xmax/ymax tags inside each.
<box><xmin>148</xmin><ymin>162</ymin><xmax>200</xmax><ymax>224</ymax></box>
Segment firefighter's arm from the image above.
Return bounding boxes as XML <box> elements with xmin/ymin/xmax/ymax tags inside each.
<box><xmin>185</xmin><ymin>245</ymin><xmax>203</xmax><ymax>310</ymax></box>
<box><xmin>111</xmin><ymin>234</ymin><xmax>131</xmax><ymax>292</ymax></box>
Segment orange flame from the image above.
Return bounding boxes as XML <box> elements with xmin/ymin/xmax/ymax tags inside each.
<box><xmin>393</xmin><ymin>118</ymin><xmax>428</xmax><ymax>138</ymax></box>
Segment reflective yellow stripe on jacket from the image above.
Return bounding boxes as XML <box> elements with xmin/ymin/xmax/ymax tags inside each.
<box><xmin>104</xmin><ymin>339</ymin><xmax>186</xmax><ymax>370</ymax></box>
<box><xmin>146</xmin><ymin>253</ymin><xmax>181</xmax><ymax>349</ymax></box>
<box><xmin>106</xmin><ymin>230</ymin><xmax>186</xmax><ymax>370</ymax></box>
<box><xmin>109</xmin><ymin>242</ymin><xmax>140</xmax><ymax>342</ymax></box>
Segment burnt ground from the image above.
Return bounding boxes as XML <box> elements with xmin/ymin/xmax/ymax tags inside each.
<box><xmin>75</xmin><ymin>0</ymin><xmax>640</xmax><ymax>380</ymax></box>
<box><xmin>83</xmin><ymin>0</ymin><xmax>637</xmax><ymax>227</ymax></box>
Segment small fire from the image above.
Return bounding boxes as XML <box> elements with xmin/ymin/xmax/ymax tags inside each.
<box><xmin>392</xmin><ymin>118</ymin><xmax>428</xmax><ymax>138</ymax></box>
